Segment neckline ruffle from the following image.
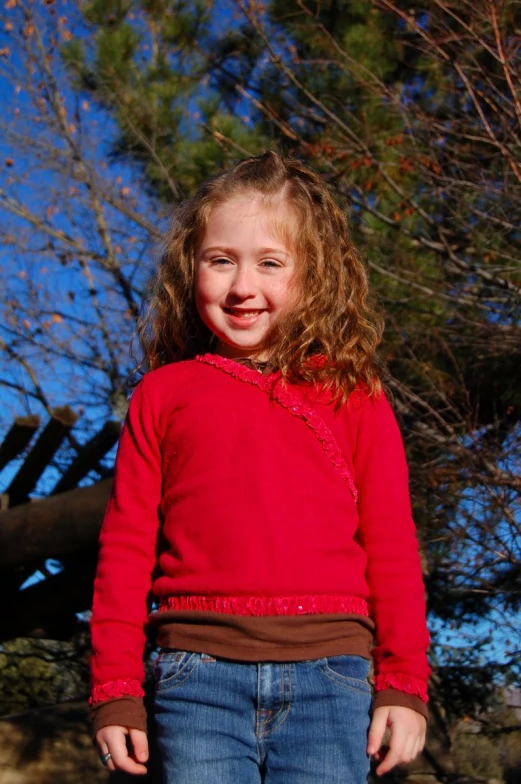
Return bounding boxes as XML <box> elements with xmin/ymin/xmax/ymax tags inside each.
<box><xmin>195</xmin><ymin>353</ymin><xmax>358</xmax><ymax>503</ymax></box>
<box><xmin>196</xmin><ymin>353</ymin><xmax>281</xmax><ymax>384</ymax></box>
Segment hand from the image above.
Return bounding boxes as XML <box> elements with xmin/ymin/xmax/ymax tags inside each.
<box><xmin>95</xmin><ymin>725</ymin><xmax>149</xmax><ymax>775</ymax></box>
<box><xmin>367</xmin><ymin>705</ymin><xmax>426</xmax><ymax>776</ymax></box>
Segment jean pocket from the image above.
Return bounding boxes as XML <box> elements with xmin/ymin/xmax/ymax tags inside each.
<box><xmin>154</xmin><ymin>649</ymin><xmax>200</xmax><ymax>693</ymax></box>
<box><xmin>319</xmin><ymin>654</ymin><xmax>372</xmax><ymax>694</ymax></box>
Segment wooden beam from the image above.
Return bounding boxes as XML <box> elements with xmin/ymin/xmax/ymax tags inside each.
<box><xmin>0</xmin><ymin>479</ymin><xmax>112</xmax><ymax>569</ymax></box>
<box><xmin>5</xmin><ymin>407</ymin><xmax>79</xmax><ymax>507</ymax></box>
<box><xmin>0</xmin><ymin>415</ymin><xmax>40</xmax><ymax>472</ymax></box>
<box><xmin>51</xmin><ymin>420</ymin><xmax>120</xmax><ymax>495</ymax></box>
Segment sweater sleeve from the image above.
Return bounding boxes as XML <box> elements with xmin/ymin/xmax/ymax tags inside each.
<box><xmin>352</xmin><ymin>388</ymin><xmax>430</xmax><ymax>705</ymax></box>
<box><xmin>90</xmin><ymin>696</ymin><xmax>148</xmax><ymax>735</ymax></box>
<box><xmin>89</xmin><ymin>375</ymin><xmax>162</xmax><ymax>718</ymax></box>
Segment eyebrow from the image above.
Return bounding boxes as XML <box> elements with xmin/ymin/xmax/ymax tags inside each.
<box><xmin>199</xmin><ymin>245</ymin><xmax>291</xmax><ymax>257</ymax></box>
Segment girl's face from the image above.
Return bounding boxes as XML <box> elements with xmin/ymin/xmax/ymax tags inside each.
<box><xmin>194</xmin><ymin>194</ymin><xmax>298</xmax><ymax>360</ymax></box>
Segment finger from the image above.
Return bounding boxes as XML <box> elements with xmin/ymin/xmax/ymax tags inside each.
<box><xmin>96</xmin><ymin>742</ymin><xmax>116</xmax><ymax>773</ymax></box>
<box><xmin>371</xmin><ymin>742</ymin><xmax>388</xmax><ymax>762</ymax></box>
<box><xmin>99</xmin><ymin>750</ymin><xmax>116</xmax><ymax>772</ymax></box>
<box><xmin>420</xmin><ymin>730</ymin><xmax>427</xmax><ymax>751</ymax></box>
<box><xmin>375</xmin><ymin>728</ymin><xmax>407</xmax><ymax>777</ymax></box>
<box><xmin>105</xmin><ymin>754</ymin><xmax>116</xmax><ymax>773</ymax></box>
<box><xmin>409</xmin><ymin>730</ymin><xmax>425</xmax><ymax>765</ymax></box>
<box><xmin>401</xmin><ymin>735</ymin><xmax>417</xmax><ymax>764</ymax></box>
<box><xmin>375</xmin><ymin>746</ymin><xmax>403</xmax><ymax>777</ymax></box>
<box><xmin>367</xmin><ymin>708</ymin><xmax>389</xmax><ymax>756</ymax></box>
<box><xmin>110</xmin><ymin>742</ymin><xmax>148</xmax><ymax>776</ymax></box>
<box><xmin>107</xmin><ymin>731</ymin><xmax>147</xmax><ymax>776</ymax></box>
<box><xmin>412</xmin><ymin>737</ymin><xmax>422</xmax><ymax>761</ymax></box>
<box><xmin>414</xmin><ymin>731</ymin><xmax>426</xmax><ymax>759</ymax></box>
<box><xmin>129</xmin><ymin>728</ymin><xmax>149</xmax><ymax>764</ymax></box>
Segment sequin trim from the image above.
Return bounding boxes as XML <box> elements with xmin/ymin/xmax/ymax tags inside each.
<box><xmin>373</xmin><ymin>673</ymin><xmax>429</xmax><ymax>702</ymax></box>
<box><xmin>159</xmin><ymin>594</ymin><xmax>369</xmax><ymax>616</ymax></box>
<box><xmin>195</xmin><ymin>354</ymin><xmax>358</xmax><ymax>502</ymax></box>
<box><xmin>89</xmin><ymin>678</ymin><xmax>144</xmax><ymax>705</ymax></box>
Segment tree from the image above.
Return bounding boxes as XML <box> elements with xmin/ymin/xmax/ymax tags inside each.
<box><xmin>66</xmin><ymin>0</ymin><xmax>521</xmax><ymax>685</ymax></box>
<box><xmin>0</xmin><ymin>1</ymin><xmax>520</xmax><ymax>779</ymax></box>
<box><xmin>231</xmin><ymin>0</ymin><xmax>521</xmax><ymax>697</ymax></box>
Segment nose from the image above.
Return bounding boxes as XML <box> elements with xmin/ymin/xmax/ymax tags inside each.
<box><xmin>228</xmin><ymin>265</ymin><xmax>256</xmax><ymax>300</ymax></box>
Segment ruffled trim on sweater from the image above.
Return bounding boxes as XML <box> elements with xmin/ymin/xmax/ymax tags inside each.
<box><xmin>159</xmin><ymin>594</ymin><xmax>369</xmax><ymax>616</ymax></box>
<box><xmin>195</xmin><ymin>353</ymin><xmax>358</xmax><ymax>502</ymax></box>
<box><xmin>89</xmin><ymin>678</ymin><xmax>145</xmax><ymax>705</ymax></box>
<box><xmin>373</xmin><ymin>673</ymin><xmax>429</xmax><ymax>703</ymax></box>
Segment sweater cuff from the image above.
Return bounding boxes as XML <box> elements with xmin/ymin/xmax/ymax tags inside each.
<box><xmin>372</xmin><ymin>689</ymin><xmax>429</xmax><ymax>721</ymax></box>
<box><xmin>90</xmin><ymin>696</ymin><xmax>147</xmax><ymax>736</ymax></box>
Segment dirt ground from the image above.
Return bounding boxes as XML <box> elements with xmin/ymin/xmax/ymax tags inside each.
<box><xmin>0</xmin><ymin>701</ymin><xmax>445</xmax><ymax>784</ymax></box>
<box><xmin>0</xmin><ymin>702</ymin><xmax>158</xmax><ymax>784</ymax></box>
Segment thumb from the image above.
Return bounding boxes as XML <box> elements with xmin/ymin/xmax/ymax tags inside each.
<box><xmin>367</xmin><ymin>706</ymin><xmax>390</xmax><ymax>756</ymax></box>
<box><xmin>129</xmin><ymin>728</ymin><xmax>149</xmax><ymax>763</ymax></box>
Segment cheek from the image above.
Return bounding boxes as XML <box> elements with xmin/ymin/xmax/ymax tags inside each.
<box><xmin>193</xmin><ymin>278</ymin><xmax>219</xmax><ymax>334</ymax></box>
<box><xmin>270</xmin><ymin>273</ymin><xmax>301</xmax><ymax>310</ymax></box>
<box><xmin>194</xmin><ymin>268</ymin><xmax>218</xmax><ymax>307</ymax></box>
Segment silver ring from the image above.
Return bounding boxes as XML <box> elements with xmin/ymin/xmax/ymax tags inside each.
<box><xmin>100</xmin><ymin>752</ymin><xmax>112</xmax><ymax>766</ymax></box>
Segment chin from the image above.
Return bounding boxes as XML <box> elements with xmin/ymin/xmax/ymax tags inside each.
<box><xmin>217</xmin><ymin>338</ymin><xmax>266</xmax><ymax>358</ymax></box>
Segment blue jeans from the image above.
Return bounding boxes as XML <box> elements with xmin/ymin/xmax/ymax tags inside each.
<box><xmin>154</xmin><ymin>651</ymin><xmax>372</xmax><ymax>783</ymax></box>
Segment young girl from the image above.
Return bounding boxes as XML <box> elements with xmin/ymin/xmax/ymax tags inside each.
<box><xmin>90</xmin><ymin>151</ymin><xmax>430</xmax><ymax>783</ymax></box>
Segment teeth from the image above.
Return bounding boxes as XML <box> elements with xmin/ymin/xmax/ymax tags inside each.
<box><xmin>229</xmin><ymin>310</ymin><xmax>262</xmax><ymax>318</ymax></box>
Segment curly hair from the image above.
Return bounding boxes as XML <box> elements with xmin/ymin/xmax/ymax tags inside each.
<box><xmin>135</xmin><ymin>151</ymin><xmax>383</xmax><ymax>404</ymax></box>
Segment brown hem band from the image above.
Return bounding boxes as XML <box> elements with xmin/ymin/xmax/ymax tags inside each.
<box><xmin>91</xmin><ymin>695</ymin><xmax>147</xmax><ymax>735</ymax></box>
<box><xmin>373</xmin><ymin>689</ymin><xmax>429</xmax><ymax>720</ymax></box>
<box><xmin>149</xmin><ymin>610</ymin><xmax>375</xmax><ymax>662</ymax></box>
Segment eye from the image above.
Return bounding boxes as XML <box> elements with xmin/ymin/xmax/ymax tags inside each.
<box><xmin>211</xmin><ymin>257</ymin><xmax>232</xmax><ymax>265</ymax></box>
<box><xmin>261</xmin><ymin>260</ymin><xmax>281</xmax><ymax>268</ymax></box>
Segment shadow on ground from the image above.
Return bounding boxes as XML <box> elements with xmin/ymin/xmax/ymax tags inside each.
<box><xmin>0</xmin><ymin>701</ymin><xmax>160</xmax><ymax>784</ymax></box>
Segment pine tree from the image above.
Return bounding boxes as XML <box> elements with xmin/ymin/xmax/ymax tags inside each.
<box><xmin>61</xmin><ymin>0</ymin><xmax>271</xmax><ymax>199</ymax></box>
<box><xmin>1</xmin><ymin>2</ymin><xmax>519</xmax><ymax>772</ymax></box>
<box><xmin>66</xmin><ymin>4</ymin><xmax>520</xmax><ymax>699</ymax></box>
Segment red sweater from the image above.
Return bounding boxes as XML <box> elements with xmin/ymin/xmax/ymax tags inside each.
<box><xmin>90</xmin><ymin>354</ymin><xmax>430</xmax><ymax>707</ymax></box>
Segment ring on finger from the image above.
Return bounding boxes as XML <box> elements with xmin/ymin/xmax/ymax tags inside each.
<box><xmin>100</xmin><ymin>752</ymin><xmax>112</xmax><ymax>766</ymax></box>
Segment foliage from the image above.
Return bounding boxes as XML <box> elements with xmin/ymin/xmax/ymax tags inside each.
<box><xmin>0</xmin><ymin>625</ymin><xmax>90</xmax><ymax>717</ymax></box>
<box><xmin>60</xmin><ymin>0</ymin><xmax>270</xmax><ymax>198</ymax></box>
<box><xmin>452</xmin><ymin>695</ymin><xmax>521</xmax><ymax>783</ymax></box>
<box><xmin>0</xmin><ymin>1</ymin><xmax>520</xmax><ymax>779</ymax></box>
<box><xmin>61</xmin><ymin>0</ymin><xmax>521</xmax><ymax>693</ymax></box>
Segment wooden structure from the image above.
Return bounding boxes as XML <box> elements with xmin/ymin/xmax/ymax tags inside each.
<box><xmin>0</xmin><ymin>409</ymin><xmax>120</xmax><ymax>642</ymax></box>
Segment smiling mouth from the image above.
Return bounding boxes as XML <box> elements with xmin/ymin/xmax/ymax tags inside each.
<box><xmin>223</xmin><ymin>308</ymin><xmax>266</xmax><ymax>319</ymax></box>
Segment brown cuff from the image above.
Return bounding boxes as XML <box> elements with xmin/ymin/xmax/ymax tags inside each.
<box><xmin>372</xmin><ymin>689</ymin><xmax>429</xmax><ymax>721</ymax></box>
<box><xmin>90</xmin><ymin>695</ymin><xmax>147</xmax><ymax>736</ymax></box>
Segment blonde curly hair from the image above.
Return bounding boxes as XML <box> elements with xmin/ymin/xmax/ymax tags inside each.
<box><xmin>136</xmin><ymin>151</ymin><xmax>383</xmax><ymax>403</ymax></box>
